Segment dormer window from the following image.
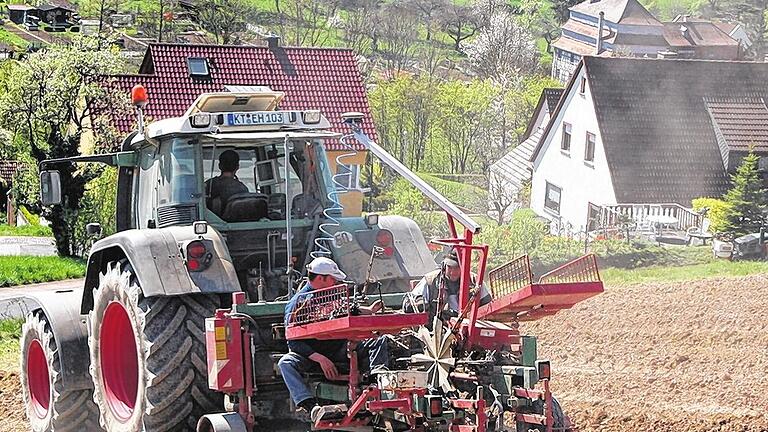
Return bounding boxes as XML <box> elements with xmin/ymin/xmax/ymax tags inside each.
<box><xmin>187</xmin><ymin>57</ymin><xmax>209</xmax><ymax>77</ymax></box>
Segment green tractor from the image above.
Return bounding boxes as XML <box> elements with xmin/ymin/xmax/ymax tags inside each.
<box><xmin>20</xmin><ymin>88</ymin><xmax>437</xmax><ymax>431</ymax></box>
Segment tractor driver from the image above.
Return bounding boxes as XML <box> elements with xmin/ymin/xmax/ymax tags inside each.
<box><xmin>279</xmin><ymin>257</ymin><xmax>388</xmax><ymax>415</ymax></box>
<box><xmin>404</xmin><ymin>249</ymin><xmax>492</xmax><ymax>322</ymax></box>
<box><xmin>205</xmin><ymin>149</ymin><xmax>248</xmax><ymax>215</ymax></box>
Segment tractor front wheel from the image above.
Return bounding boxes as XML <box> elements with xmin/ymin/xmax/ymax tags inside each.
<box><xmin>89</xmin><ymin>263</ymin><xmax>223</xmax><ymax>431</ymax></box>
<box><xmin>20</xmin><ymin>311</ymin><xmax>102</xmax><ymax>432</ymax></box>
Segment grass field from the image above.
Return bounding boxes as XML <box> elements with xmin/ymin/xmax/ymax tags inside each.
<box><xmin>0</xmin><ymin>319</ymin><xmax>21</xmax><ymax>372</ymax></box>
<box><xmin>0</xmin><ymin>224</ymin><xmax>53</xmax><ymax>237</ymax></box>
<box><xmin>0</xmin><ymin>256</ymin><xmax>85</xmax><ymax>287</ymax></box>
<box><xmin>601</xmin><ymin>259</ymin><xmax>768</xmax><ymax>285</ymax></box>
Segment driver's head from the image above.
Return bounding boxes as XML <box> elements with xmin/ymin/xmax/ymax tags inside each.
<box><xmin>442</xmin><ymin>249</ymin><xmax>462</xmax><ymax>282</ymax></box>
<box><xmin>218</xmin><ymin>150</ymin><xmax>240</xmax><ymax>174</ymax></box>
<box><xmin>306</xmin><ymin>257</ymin><xmax>347</xmax><ymax>289</ymax></box>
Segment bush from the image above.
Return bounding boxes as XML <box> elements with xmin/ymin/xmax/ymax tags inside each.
<box><xmin>72</xmin><ymin>166</ymin><xmax>117</xmax><ymax>256</ymax></box>
<box><xmin>19</xmin><ymin>206</ymin><xmax>40</xmax><ymax>225</ymax></box>
<box><xmin>692</xmin><ymin>197</ymin><xmax>730</xmax><ymax>233</ymax></box>
<box><xmin>477</xmin><ymin>209</ymin><xmax>547</xmax><ymax>268</ymax></box>
<box><xmin>0</xmin><ymin>224</ymin><xmax>52</xmax><ymax>237</ymax></box>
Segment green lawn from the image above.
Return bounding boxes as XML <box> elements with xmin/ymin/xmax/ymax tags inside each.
<box><xmin>0</xmin><ymin>256</ymin><xmax>86</xmax><ymax>287</ymax></box>
<box><xmin>0</xmin><ymin>319</ymin><xmax>21</xmax><ymax>372</ymax></box>
<box><xmin>601</xmin><ymin>260</ymin><xmax>768</xmax><ymax>286</ymax></box>
<box><xmin>0</xmin><ymin>224</ymin><xmax>53</xmax><ymax>237</ymax></box>
<box><xmin>0</xmin><ymin>26</ymin><xmax>29</xmax><ymax>50</ymax></box>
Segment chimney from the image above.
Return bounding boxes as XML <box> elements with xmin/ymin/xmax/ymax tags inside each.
<box><xmin>596</xmin><ymin>11</ymin><xmax>605</xmax><ymax>55</ymax></box>
<box><xmin>266</xmin><ymin>34</ymin><xmax>280</xmax><ymax>49</ymax></box>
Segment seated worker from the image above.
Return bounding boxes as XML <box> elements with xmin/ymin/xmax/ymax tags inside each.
<box><xmin>279</xmin><ymin>257</ymin><xmax>388</xmax><ymax>415</ymax></box>
<box><xmin>404</xmin><ymin>249</ymin><xmax>492</xmax><ymax>321</ymax></box>
<box><xmin>205</xmin><ymin>149</ymin><xmax>248</xmax><ymax>215</ymax></box>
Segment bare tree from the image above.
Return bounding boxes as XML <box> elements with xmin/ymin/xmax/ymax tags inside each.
<box><xmin>282</xmin><ymin>0</ymin><xmax>340</xmax><ymax>46</ymax></box>
<box><xmin>488</xmin><ymin>171</ymin><xmax>519</xmax><ymax>225</ymax></box>
<box><xmin>408</xmin><ymin>0</ymin><xmax>448</xmax><ymax>41</ymax></box>
<box><xmin>197</xmin><ymin>0</ymin><xmax>252</xmax><ymax>44</ymax></box>
<box><xmin>440</xmin><ymin>3</ymin><xmax>483</xmax><ymax>52</ymax></box>
<box><xmin>377</xmin><ymin>1</ymin><xmax>419</xmax><ymax>76</ymax></box>
<box><xmin>342</xmin><ymin>0</ymin><xmax>382</xmax><ymax>53</ymax></box>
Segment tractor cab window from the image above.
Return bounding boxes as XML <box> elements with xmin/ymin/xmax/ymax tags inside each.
<box><xmin>202</xmin><ymin>144</ymin><xmax>304</xmax><ymax>222</ymax></box>
<box><xmin>158</xmin><ymin>138</ymin><xmax>199</xmax><ymax>206</ymax></box>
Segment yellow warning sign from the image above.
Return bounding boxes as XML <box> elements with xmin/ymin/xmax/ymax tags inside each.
<box><xmin>215</xmin><ymin>326</ymin><xmax>226</xmax><ymax>341</ymax></box>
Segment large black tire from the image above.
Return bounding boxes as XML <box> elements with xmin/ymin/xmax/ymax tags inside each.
<box><xmin>20</xmin><ymin>311</ymin><xmax>102</xmax><ymax>432</ymax></box>
<box><xmin>89</xmin><ymin>263</ymin><xmax>223</xmax><ymax>431</ymax></box>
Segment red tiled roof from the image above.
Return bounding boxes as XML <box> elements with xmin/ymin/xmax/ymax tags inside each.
<box><xmin>101</xmin><ymin>43</ymin><xmax>375</xmax><ymax>151</ymax></box>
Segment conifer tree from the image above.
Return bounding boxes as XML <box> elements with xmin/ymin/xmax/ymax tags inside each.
<box><xmin>722</xmin><ymin>151</ymin><xmax>768</xmax><ymax>235</ymax></box>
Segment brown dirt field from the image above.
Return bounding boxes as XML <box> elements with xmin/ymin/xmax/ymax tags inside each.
<box><xmin>0</xmin><ymin>371</ymin><xmax>26</xmax><ymax>431</ymax></box>
<box><xmin>2</xmin><ymin>275</ymin><xmax>767</xmax><ymax>431</ymax></box>
<box><xmin>522</xmin><ymin>274</ymin><xmax>768</xmax><ymax>432</ymax></box>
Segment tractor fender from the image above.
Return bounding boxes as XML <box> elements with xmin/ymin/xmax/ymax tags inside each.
<box><xmin>82</xmin><ymin>225</ymin><xmax>240</xmax><ymax>313</ymax></box>
<box><xmin>333</xmin><ymin>215</ymin><xmax>437</xmax><ymax>286</ymax></box>
<box><xmin>20</xmin><ymin>288</ymin><xmax>92</xmax><ymax>391</ymax></box>
<box><xmin>379</xmin><ymin>215</ymin><xmax>439</xmax><ymax>277</ymax></box>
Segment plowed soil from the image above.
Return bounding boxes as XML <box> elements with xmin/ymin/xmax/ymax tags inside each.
<box><xmin>2</xmin><ymin>275</ymin><xmax>767</xmax><ymax>431</ymax></box>
<box><xmin>522</xmin><ymin>274</ymin><xmax>768</xmax><ymax>432</ymax></box>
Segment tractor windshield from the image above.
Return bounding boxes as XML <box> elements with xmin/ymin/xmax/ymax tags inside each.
<box><xmin>201</xmin><ymin>141</ymin><xmax>309</xmax><ymax>223</ymax></box>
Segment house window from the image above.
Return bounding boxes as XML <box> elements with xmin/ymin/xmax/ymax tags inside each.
<box><xmin>585</xmin><ymin>132</ymin><xmax>596</xmax><ymax>162</ymax></box>
<box><xmin>335</xmin><ymin>164</ymin><xmax>360</xmax><ymax>190</ymax></box>
<box><xmin>187</xmin><ymin>57</ymin><xmax>210</xmax><ymax>77</ymax></box>
<box><xmin>561</xmin><ymin>123</ymin><xmax>572</xmax><ymax>151</ymax></box>
<box><xmin>544</xmin><ymin>182</ymin><xmax>562</xmax><ymax>214</ymax></box>
<box><xmin>580</xmin><ymin>77</ymin><xmax>586</xmax><ymax>94</ymax></box>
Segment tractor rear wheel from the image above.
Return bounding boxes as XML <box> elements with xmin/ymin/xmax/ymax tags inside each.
<box><xmin>89</xmin><ymin>263</ymin><xmax>223</xmax><ymax>431</ymax></box>
<box><xmin>20</xmin><ymin>311</ymin><xmax>102</xmax><ymax>432</ymax></box>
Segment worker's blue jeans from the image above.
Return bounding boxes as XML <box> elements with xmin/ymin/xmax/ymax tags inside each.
<box><xmin>278</xmin><ymin>337</ymin><xmax>389</xmax><ymax>405</ymax></box>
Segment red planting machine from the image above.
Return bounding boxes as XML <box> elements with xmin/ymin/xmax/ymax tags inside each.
<box><xmin>198</xmin><ymin>116</ymin><xmax>604</xmax><ymax>432</ymax></box>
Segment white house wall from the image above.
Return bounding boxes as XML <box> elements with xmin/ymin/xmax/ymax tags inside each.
<box><xmin>531</xmin><ymin>66</ymin><xmax>617</xmax><ymax>232</ymax></box>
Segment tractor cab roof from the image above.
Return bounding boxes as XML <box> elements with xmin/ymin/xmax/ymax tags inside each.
<box><xmin>133</xmin><ymin>90</ymin><xmax>335</xmax><ymax>145</ymax></box>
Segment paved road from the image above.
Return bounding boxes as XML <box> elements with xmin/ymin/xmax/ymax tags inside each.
<box><xmin>0</xmin><ymin>278</ymin><xmax>83</xmax><ymax>319</ymax></box>
<box><xmin>0</xmin><ymin>236</ymin><xmax>57</xmax><ymax>256</ymax></box>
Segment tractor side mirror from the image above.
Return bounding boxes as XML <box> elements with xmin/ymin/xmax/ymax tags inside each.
<box><xmin>86</xmin><ymin>222</ymin><xmax>102</xmax><ymax>238</ymax></box>
<box><xmin>40</xmin><ymin>170</ymin><xmax>62</xmax><ymax>205</ymax></box>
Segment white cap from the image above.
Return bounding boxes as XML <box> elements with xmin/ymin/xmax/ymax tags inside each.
<box><xmin>306</xmin><ymin>257</ymin><xmax>347</xmax><ymax>281</ymax></box>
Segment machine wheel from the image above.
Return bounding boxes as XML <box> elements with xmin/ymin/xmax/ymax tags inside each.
<box><xmin>20</xmin><ymin>311</ymin><xmax>102</xmax><ymax>432</ymax></box>
<box><xmin>89</xmin><ymin>262</ymin><xmax>223</xmax><ymax>431</ymax></box>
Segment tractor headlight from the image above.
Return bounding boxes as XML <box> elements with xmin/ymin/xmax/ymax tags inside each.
<box><xmin>190</xmin><ymin>113</ymin><xmax>211</xmax><ymax>128</ymax></box>
<box><xmin>302</xmin><ymin>110</ymin><xmax>321</xmax><ymax>124</ymax></box>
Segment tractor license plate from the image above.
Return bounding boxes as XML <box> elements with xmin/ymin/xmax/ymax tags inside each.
<box><xmin>226</xmin><ymin>112</ymin><xmax>285</xmax><ymax>126</ymax></box>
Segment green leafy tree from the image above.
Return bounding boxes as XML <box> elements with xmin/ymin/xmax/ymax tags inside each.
<box><xmin>722</xmin><ymin>152</ymin><xmax>768</xmax><ymax>235</ymax></box>
<box><xmin>435</xmin><ymin>79</ymin><xmax>499</xmax><ymax>174</ymax></box>
<box><xmin>0</xmin><ymin>36</ymin><xmax>124</xmax><ymax>256</ymax></box>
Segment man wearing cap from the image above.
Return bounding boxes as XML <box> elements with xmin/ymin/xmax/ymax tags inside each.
<box><xmin>279</xmin><ymin>257</ymin><xmax>388</xmax><ymax>415</ymax></box>
<box><xmin>404</xmin><ymin>249</ymin><xmax>492</xmax><ymax>322</ymax></box>
<box><xmin>205</xmin><ymin>149</ymin><xmax>248</xmax><ymax>215</ymax></box>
